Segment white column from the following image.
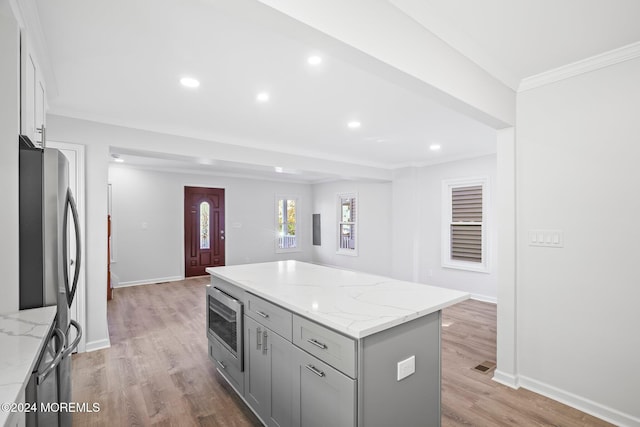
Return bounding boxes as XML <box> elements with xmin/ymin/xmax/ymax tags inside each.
<box><xmin>493</xmin><ymin>127</ymin><xmax>518</xmax><ymax>388</ymax></box>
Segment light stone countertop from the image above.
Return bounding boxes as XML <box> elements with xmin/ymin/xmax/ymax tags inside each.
<box><xmin>207</xmin><ymin>261</ymin><xmax>469</xmax><ymax>339</ymax></box>
<box><xmin>0</xmin><ymin>306</ymin><xmax>57</xmax><ymax>426</ymax></box>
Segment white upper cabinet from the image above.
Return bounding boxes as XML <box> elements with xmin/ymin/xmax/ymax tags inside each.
<box><xmin>20</xmin><ymin>32</ymin><xmax>46</xmax><ymax>146</ymax></box>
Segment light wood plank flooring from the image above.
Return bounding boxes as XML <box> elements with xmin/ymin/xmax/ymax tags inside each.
<box><xmin>72</xmin><ymin>278</ymin><xmax>612</xmax><ymax>426</ymax></box>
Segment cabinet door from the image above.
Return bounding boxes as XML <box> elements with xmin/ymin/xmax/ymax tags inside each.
<box><xmin>35</xmin><ymin>79</ymin><xmax>45</xmax><ymax>144</ymax></box>
<box><xmin>20</xmin><ymin>34</ymin><xmax>46</xmax><ymax>145</ymax></box>
<box><xmin>21</xmin><ymin>50</ymin><xmax>36</xmax><ymax>140</ymax></box>
<box><xmin>293</xmin><ymin>347</ymin><xmax>356</xmax><ymax>427</ymax></box>
<box><xmin>244</xmin><ymin>316</ymin><xmax>270</xmax><ymax>422</ymax></box>
<box><xmin>269</xmin><ymin>332</ymin><xmax>294</xmax><ymax>427</ymax></box>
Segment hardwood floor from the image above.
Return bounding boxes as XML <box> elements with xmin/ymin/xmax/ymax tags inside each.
<box><xmin>440</xmin><ymin>300</ymin><xmax>612</xmax><ymax>427</ymax></box>
<box><xmin>72</xmin><ymin>278</ymin><xmax>612</xmax><ymax>426</ymax></box>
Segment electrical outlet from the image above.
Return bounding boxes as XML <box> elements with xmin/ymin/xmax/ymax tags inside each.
<box><xmin>397</xmin><ymin>355</ymin><xmax>415</xmax><ymax>381</ymax></box>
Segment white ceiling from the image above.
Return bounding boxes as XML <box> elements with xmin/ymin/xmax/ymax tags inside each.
<box><xmin>390</xmin><ymin>0</ymin><xmax>640</xmax><ymax>89</ymax></box>
<box><xmin>33</xmin><ymin>0</ymin><xmax>640</xmax><ymax>180</ymax></box>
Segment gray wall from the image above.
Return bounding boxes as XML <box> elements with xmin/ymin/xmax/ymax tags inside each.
<box><xmin>392</xmin><ymin>155</ymin><xmax>498</xmax><ymax>301</ymax></box>
<box><xmin>0</xmin><ymin>7</ymin><xmax>20</xmax><ymax>314</ymax></box>
<box><xmin>310</xmin><ymin>180</ymin><xmax>393</xmax><ymax>277</ymax></box>
<box><xmin>109</xmin><ymin>165</ymin><xmax>313</xmax><ymax>285</ymax></box>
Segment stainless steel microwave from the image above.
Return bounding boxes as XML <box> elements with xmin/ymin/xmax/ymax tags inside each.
<box><xmin>207</xmin><ymin>286</ymin><xmax>243</xmax><ymax>371</ymax></box>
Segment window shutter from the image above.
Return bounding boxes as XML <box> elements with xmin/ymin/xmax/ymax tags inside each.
<box><xmin>451</xmin><ymin>186</ymin><xmax>482</xmax><ymax>262</ymax></box>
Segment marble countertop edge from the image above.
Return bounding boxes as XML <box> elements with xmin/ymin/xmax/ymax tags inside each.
<box><xmin>207</xmin><ymin>261</ymin><xmax>470</xmax><ymax>339</ymax></box>
<box><xmin>0</xmin><ymin>306</ymin><xmax>57</xmax><ymax>425</ymax></box>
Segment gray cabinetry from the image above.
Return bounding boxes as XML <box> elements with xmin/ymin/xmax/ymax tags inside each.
<box><xmin>293</xmin><ymin>346</ymin><xmax>356</xmax><ymax>427</ymax></box>
<box><xmin>246</xmin><ymin>293</ymin><xmax>293</xmax><ymax>340</ymax></box>
<box><xmin>208</xmin><ymin>338</ymin><xmax>244</xmax><ymax>395</ymax></box>
<box><xmin>207</xmin><ymin>274</ymin><xmax>445</xmax><ymax>427</ymax></box>
<box><xmin>244</xmin><ymin>316</ymin><xmax>270</xmax><ymax>422</ymax></box>
<box><xmin>244</xmin><ymin>315</ymin><xmax>295</xmax><ymax>427</ymax></box>
<box><xmin>292</xmin><ymin>314</ymin><xmax>356</xmax><ymax>378</ymax></box>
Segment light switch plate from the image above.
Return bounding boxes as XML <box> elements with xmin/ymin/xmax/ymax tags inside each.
<box><xmin>529</xmin><ymin>229</ymin><xmax>563</xmax><ymax>248</ymax></box>
<box><xmin>397</xmin><ymin>355</ymin><xmax>415</xmax><ymax>381</ymax></box>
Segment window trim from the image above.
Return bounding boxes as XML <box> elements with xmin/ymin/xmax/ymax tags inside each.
<box><xmin>441</xmin><ymin>177</ymin><xmax>490</xmax><ymax>273</ymax></box>
<box><xmin>275</xmin><ymin>194</ymin><xmax>301</xmax><ymax>254</ymax></box>
<box><xmin>336</xmin><ymin>192</ymin><xmax>358</xmax><ymax>256</ymax></box>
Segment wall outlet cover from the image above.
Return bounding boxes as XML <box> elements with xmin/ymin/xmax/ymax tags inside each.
<box><xmin>397</xmin><ymin>355</ymin><xmax>416</xmax><ymax>381</ymax></box>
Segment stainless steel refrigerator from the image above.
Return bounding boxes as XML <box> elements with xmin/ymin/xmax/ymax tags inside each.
<box><xmin>19</xmin><ymin>135</ymin><xmax>83</xmax><ymax>427</ymax></box>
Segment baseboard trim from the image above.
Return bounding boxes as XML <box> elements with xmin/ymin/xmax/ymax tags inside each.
<box><xmin>492</xmin><ymin>370</ymin><xmax>520</xmax><ymax>389</ymax></box>
<box><xmin>114</xmin><ymin>276</ymin><xmax>183</xmax><ymax>288</ymax></box>
<box><xmin>519</xmin><ymin>375</ymin><xmax>640</xmax><ymax>427</ymax></box>
<box><xmin>470</xmin><ymin>293</ymin><xmax>497</xmax><ymax>304</ymax></box>
<box><xmin>84</xmin><ymin>338</ymin><xmax>111</xmax><ymax>353</ymax></box>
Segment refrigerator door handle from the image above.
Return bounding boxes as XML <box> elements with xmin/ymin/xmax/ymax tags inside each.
<box><xmin>37</xmin><ymin>327</ymin><xmax>66</xmax><ymax>385</ymax></box>
<box><xmin>63</xmin><ymin>188</ymin><xmax>81</xmax><ymax>308</ymax></box>
<box><xmin>62</xmin><ymin>319</ymin><xmax>82</xmax><ymax>358</ymax></box>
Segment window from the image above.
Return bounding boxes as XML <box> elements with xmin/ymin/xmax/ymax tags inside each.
<box><xmin>337</xmin><ymin>193</ymin><xmax>357</xmax><ymax>256</ymax></box>
<box><xmin>200</xmin><ymin>201</ymin><xmax>210</xmax><ymax>249</ymax></box>
<box><xmin>442</xmin><ymin>178</ymin><xmax>489</xmax><ymax>272</ymax></box>
<box><xmin>276</xmin><ymin>196</ymin><xmax>299</xmax><ymax>252</ymax></box>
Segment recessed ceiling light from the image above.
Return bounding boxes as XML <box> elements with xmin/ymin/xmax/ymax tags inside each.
<box><xmin>256</xmin><ymin>92</ymin><xmax>270</xmax><ymax>102</ymax></box>
<box><xmin>347</xmin><ymin>121</ymin><xmax>361</xmax><ymax>129</ymax></box>
<box><xmin>274</xmin><ymin>166</ymin><xmax>284</xmax><ymax>173</ymax></box>
<box><xmin>180</xmin><ymin>77</ymin><xmax>200</xmax><ymax>88</ymax></box>
<box><xmin>307</xmin><ymin>55</ymin><xmax>322</xmax><ymax>66</ymax></box>
<box><xmin>429</xmin><ymin>144</ymin><xmax>441</xmax><ymax>151</ymax></box>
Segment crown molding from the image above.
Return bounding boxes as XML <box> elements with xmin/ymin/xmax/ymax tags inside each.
<box><xmin>519</xmin><ymin>41</ymin><xmax>640</xmax><ymax>92</ymax></box>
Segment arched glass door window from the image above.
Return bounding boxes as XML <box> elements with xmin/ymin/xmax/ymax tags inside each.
<box><xmin>200</xmin><ymin>201</ymin><xmax>210</xmax><ymax>249</ymax></box>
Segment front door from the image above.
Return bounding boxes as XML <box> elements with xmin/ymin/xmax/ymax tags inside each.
<box><xmin>185</xmin><ymin>187</ymin><xmax>225</xmax><ymax>277</ymax></box>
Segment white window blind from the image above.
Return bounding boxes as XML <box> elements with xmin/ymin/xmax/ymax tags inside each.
<box><xmin>442</xmin><ymin>177</ymin><xmax>489</xmax><ymax>273</ymax></box>
<box><xmin>451</xmin><ymin>185</ymin><xmax>482</xmax><ymax>262</ymax></box>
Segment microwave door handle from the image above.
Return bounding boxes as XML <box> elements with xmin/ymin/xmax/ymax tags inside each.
<box><xmin>37</xmin><ymin>328</ymin><xmax>66</xmax><ymax>385</ymax></box>
<box><xmin>61</xmin><ymin>319</ymin><xmax>82</xmax><ymax>358</ymax></box>
<box><xmin>63</xmin><ymin>188</ymin><xmax>81</xmax><ymax>308</ymax></box>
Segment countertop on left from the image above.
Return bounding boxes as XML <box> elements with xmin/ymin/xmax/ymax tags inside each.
<box><xmin>0</xmin><ymin>306</ymin><xmax>57</xmax><ymax>425</ymax></box>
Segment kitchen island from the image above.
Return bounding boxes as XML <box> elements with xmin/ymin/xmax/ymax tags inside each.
<box><xmin>0</xmin><ymin>306</ymin><xmax>57</xmax><ymax>427</ymax></box>
<box><xmin>206</xmin><ymin>261</ymin><xmax>468</xmax><ymax>427</ymax></box>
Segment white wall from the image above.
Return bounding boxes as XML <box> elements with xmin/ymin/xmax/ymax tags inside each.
<box><xmin>391</xmin><ymin>155</ymin><xmax>498</xmax><ymax>301</ymax></box>
<box><xmin>310</xmin><ymin>180</ymin><xmax>392</xmax><ymax>277</ymax></box>
<box><xmin>0</xmin><ymin>6</ymin><xmax>20</xmax><ymax>314</ymax></box>
<box><xmin>109</xmin><ymin>165</ymin><xmax>313</xmax><ymax>285</ymax></box>
<box><xmin>516</xmin><ymin>58</ymin><xmax>640</xmax><ymax>424</ymax></box>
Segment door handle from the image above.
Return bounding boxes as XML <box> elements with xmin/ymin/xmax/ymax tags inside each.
<box><xmin>305</xmin><ymin>364</ymin><xmax>325</xmax><ymax>378</ymax></box>
<box><xmin>262</xmin><ymin>330</ymin><xmax>268</xmax><ymax>355</ymax></box>
<box><xmin>63</xmin><ymin>188</ymin><xmax>81</xmax><ymax>308</ymax></box>
<box><xmin>62</xmin><ymin>319</ymin><xmax>82</xmax><ymax>358</ymax></box>
<box><xmin>256</xmin><ymin>327</ymin><xmax>262</xmax><ymax>349</ymax></box>
<box><xmin>37</xmin><ymin>328</ymin><xmax>66</xmax><ymax>385</ymax></box>
<box><xmin>307</xmin><ymin>338</ymin><xmax>327</xmax><ymax>350</ymax></box>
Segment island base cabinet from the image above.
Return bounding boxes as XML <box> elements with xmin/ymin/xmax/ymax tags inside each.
<box><xmin>244</xmin><ymin>316</ymin><xmax>296</xmax><ymax>427</ymax></box>
<box><xmin>208</xmin><ymin>338</ymin><xmax>244</xmax><ymax>395</ymax></box>
<box><xmin>293</xmin><ymin>347</ymin><xmax>356</xmax><ymax>427</ymax></box>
